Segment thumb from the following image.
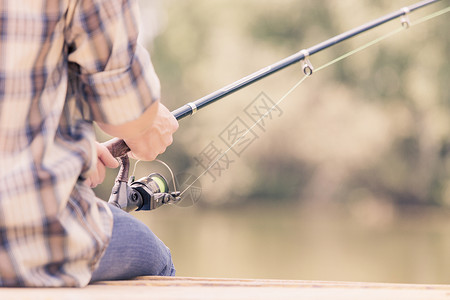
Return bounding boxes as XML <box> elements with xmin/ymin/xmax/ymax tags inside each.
<box><xmin>97</xmin><ymin>142</ymin><xmax>120</xmax><ymax>168</ymax></box>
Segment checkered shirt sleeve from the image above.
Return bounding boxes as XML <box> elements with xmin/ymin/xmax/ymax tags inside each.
<box><xmin>67</xmin><ymin>0</ymin><xmax>160</xmax><ymax>124</ymax></box>
<box><xmin>0</xmin><ymin>0</ymin><xmax>159</xmax><ymax>287</ymax></box>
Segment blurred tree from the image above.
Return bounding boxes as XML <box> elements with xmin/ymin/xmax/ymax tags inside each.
<box><xmin>97</xmin><ymin>0</ymin><xmax>450</xmax><ymax>209</ymax></box>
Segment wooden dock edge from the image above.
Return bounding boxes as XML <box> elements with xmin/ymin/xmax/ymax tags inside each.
<box><xmin>1</xmin><ymin>276</ymin><xmax>450</xmax><ymax>300</ymax></box>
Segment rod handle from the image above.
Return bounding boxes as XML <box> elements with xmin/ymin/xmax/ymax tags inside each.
<box><xmin>104</xmin><ymin>138</ymin><xmax>131</xmax><ymax>158</ymax></box>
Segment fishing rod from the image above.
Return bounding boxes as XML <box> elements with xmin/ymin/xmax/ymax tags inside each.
<box><xmin>106</xmin><ymin>0</ymin><xmax>440</xmax><ymax>158</ymax></box>
<box><xmin>105</xmin><ymin>0</ymin><xmax>444</xmax><ymax>212</ymax></box>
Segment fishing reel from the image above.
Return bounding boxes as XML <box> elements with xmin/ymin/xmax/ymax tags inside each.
<box><xmin>108</xmin><ymin>155</ymin><xmax>181</xmax><ymax>212</ymax></box>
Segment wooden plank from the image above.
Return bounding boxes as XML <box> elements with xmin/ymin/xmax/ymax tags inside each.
<box><xmin>1</xmin><ymin>277</ymin><xmax>450</xmax><ymax>300</ymax></box>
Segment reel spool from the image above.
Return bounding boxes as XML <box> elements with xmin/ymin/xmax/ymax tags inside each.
<box><xmin>108</xmin><ymin>156</ymin><xmax>180</xmax><ymax>212</ymax></box>
<box><xmin>128</xmin><ymin>173</ymin><xmax>176</xmax><ymax>211</ymax></box>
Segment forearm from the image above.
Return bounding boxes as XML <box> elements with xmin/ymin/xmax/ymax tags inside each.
<box><xmin>97</xmin><ymin>101</ymin><xmax>159</xmax><ymax>140</ymax></box>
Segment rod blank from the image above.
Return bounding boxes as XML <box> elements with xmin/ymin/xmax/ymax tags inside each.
<box><xmin>107</xmin><ymin>0</ymin><xmax>441</xmax><ymax>158</ymax></box>
<box><xmin>172</xmin><ymin>0</ymin><xmax>440</xmax><ymax>120</ymax></box>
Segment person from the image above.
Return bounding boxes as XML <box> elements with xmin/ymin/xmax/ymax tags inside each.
<box><xmin>0</xmin><ymin>0</ymin><xmax>178</xmax><ymax>287</ymax></box>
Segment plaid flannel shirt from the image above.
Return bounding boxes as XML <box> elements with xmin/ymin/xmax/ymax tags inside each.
<box><xmin>0</xmin><ymin>0</ymin><xmax>160</xmax><ymax>287</ymax></box>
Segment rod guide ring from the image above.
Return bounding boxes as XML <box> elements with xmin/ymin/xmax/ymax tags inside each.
<box><xmin>299</xmin><ymin>49</ymin><xmax>314</xmax><ymax>76</ymax></box>
<box><xmin>401</xmin><ymin>7</ymin><xmax>411</xmax><ymax>28</ymax></box>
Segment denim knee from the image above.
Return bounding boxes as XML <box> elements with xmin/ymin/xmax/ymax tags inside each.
<box><xmin>158</xmin><ymin>247</ymin><xmax>176</xmax><ymax>276</ymax></box>
<box><xmin>91</xmin><ymin>205</ymin><xmax>176</xmax><ymax>281</ymax></box>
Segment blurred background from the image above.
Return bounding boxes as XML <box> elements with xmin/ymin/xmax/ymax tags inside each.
<box><xmin>95</xmin><ymin>0</ymin><xmax>450</xmax><ymax>283</ymax></box>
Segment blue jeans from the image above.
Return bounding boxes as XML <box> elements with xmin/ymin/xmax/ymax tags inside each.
<box><xmin>90</xmin><ymin>204</ymin><xmax>175</xmax><ymax>282</ymax></box>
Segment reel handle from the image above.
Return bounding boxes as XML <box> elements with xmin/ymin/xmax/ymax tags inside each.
<box><xmin>104</xmin><ymin>138</ymin><xmax>130</xmax><ymax>158</ymax></box>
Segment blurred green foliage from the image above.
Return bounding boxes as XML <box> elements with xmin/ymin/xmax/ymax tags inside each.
<box><xmin>91</xmin><ymin>0</ymin><xmax>450</xmax><ymax>283</ymax></box>
<box><xmin>97</xmin><ymin>0</ymin><xmax>450</xmax><ymax>210</ymax></box>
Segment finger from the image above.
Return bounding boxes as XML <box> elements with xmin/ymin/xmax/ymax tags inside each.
<box><xmin>98</xmin><ymin>143</ymin><xmax>120</xmax><ymax>168</ymax></box>
<box><xmin>127</xmin><ymin>151</ymin><xmax>138</xmax><ymax>160</ymax></box>
<box><xmin>93</xmin><ymin>166</ymin><xmax>102</xmax><ymax>188</ymax></box>
<box><xmin>97</xmin><ymin>162</ymin><xmax>106</xmax><ymax>184</ymax></box>
<box><xmin>84</xmin><ymin>178</ymin><xmax>92</xmax><ymax>187</ymax></box>
<box><xmin>88</xmin><ymin>171</ymin><xmax>99</xmax><ymax>188</ymax></box>
<box><xmin>129</xmin><ymin>143</ymin><xmax>160</xmax><ymax>161</ymax></box>
<box><xmin>162</xmin><ymin>133</ymin><xmax>173</xmax><ymax>147</ymax></box>
<box><xmin>128</xmin><ymin>138</ymin><xmax>159</xmax><ymax>161</ymax></box>
<box><xmin>129</xmin><ymin>150</ymin><xmax>158</xmax><ymax>162</ymax></box>
<box><xmin>170</xmin><ymin>116</ymin><xmax>179</xmax><ymax>132</ymax></box>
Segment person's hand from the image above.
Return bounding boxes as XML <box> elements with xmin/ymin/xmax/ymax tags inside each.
<box><xmin>124</xmin><ymin>102</ymin><xmax>178</xmax><ymax>161</ymax></box>
<box><xmin>85</xmin><ymin>142</ymin><xmax>120</xmax><ymax>188</ymax></box>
